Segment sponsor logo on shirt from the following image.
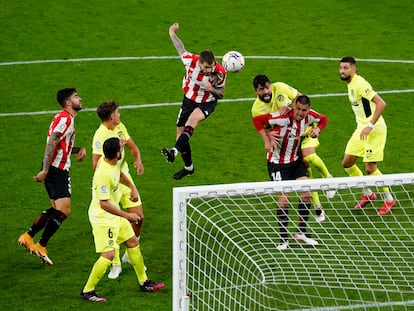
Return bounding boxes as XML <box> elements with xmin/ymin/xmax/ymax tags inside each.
<box><xmin>57</xmin><ymin>123</ymin><xmax>67</xmax><ymax>132</ymax></box>
<box><xmin>100</xmin><ymin>185</ymin><xmax>108</xmax><ymax>194</ymax></box>
<box><xmin>94</xmin><ymin>141</ymin><xmax>102</xmax><ymax>150</ymax></box>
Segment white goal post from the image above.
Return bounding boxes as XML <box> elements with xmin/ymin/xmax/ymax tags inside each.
<box><xmin>173</xmin><ymin>173</ymin><xmax>414</xmax><ymax>311</ymax></box>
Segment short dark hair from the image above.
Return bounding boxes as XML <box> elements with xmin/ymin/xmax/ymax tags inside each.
<box><xmin>96</xmin><ymin>100</ymin><xmax>119</xmax><ymax>121</ymax></box>
<box><xmin>340</xmin><ymin>56</ymin><xmax>356</xmax><ymax>65</ymax></box>
<box><xmin>199</xmin><ymin>50</ymin><xmax>215</xmax><ymax>65</ymax></box>
<box><xmin>103</xmin><ymin>137</ymin><xmax>120</xmax><ymax>160</ymax></box>
<box><xmin>56</xmin><ymin>88</ymin><xmax>76</xmax><ymax>107</ymax></box>
<box><xmin>253</xmin><ymin>74</ymin><xmax>270</xmax><ymax>89</ymax></box>
<box><xmin>296</xmin><ymin>95</ymin><xmax>311</xmax><ymax>106</ymax></box>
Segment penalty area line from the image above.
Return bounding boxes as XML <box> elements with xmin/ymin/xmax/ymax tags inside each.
<box><xmin>1</xmin><ymin>89</ymin><xmax>413</xmax><ymax>118</ymax></box>
<box><xmin>1</xmin><ymin>56</ymin><xmax>414</xmax><ymax>66</ymax></box>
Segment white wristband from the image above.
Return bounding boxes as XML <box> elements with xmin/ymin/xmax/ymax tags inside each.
<box><xmin>368</xmin><ymin>122</ymin><xmax>375</xmax><ymax>129</ymax></box>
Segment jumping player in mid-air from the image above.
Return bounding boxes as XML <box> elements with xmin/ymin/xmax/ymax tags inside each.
<box><xmin>162</xmin><ymin>22</ymin><xmax>227</xmax><ymax>180</ymax></box>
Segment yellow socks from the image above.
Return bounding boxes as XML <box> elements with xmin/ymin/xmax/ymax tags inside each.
<box><xmin>345</xmin><ymin>166</ymin><xmax>392</xmax><ymax>200</ymax></box>
<box><xmin>307</xmin><ymin>167</ymin><xmax>321</xmax><ymax>207</ymax></box>
<box><xmin>370</xmin><ymin>169</ymin><xmax>392</xmax><ymax>199</ymax></box>
<box><xmin>127</xmin><ymin>245</ymin><xmax>148</xmax><ymax>284</ymax></box>
<box><xmin>83</xmin><ymin>256</ymin><xmax>112</xmax><ymax>293</ymax></box>
<box><xmin>304</xmin><ymin>153</ymin><xmax>330</xmax><ymax>178</ymax></box>
<box><xmin>344</xmin><ymin>164</ymin><xmax>363</xmax><ymax>177</ymax></box>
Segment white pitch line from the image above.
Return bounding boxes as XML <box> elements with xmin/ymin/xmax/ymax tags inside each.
<box><xmin>1</xmin><ymin>90</ymin><xmax>413</xmax><ymax>118</ymax></box>
<box><xmin>1</xmin><ymin>55</ymin><xmax>414</xmax><ymax>66</ymax></box>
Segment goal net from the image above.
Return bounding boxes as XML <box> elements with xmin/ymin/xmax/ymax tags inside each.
<box><xmin>173</xmin><ymin>173</ymin><xmax>414</xmax><ymax>311</ymax></box>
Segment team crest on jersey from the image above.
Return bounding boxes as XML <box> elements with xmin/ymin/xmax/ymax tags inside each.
<box><xmin>288</xmin><ymin>132</ymin><xmax>297</xmax><ymax>138</ymax></box>
<box><xmin>277</xmin><ymin>94</ymin><xmax>285</xmax><ymax>102</ymax></box>
<box><xmin>288</xmin><ymin>127</ymin><xmax>298</xmax><ymax>138</ymax></box>
<box><xmin>117</xmin><ymin>131</ymin><xmax>123</xmax><ymax>138</ymax></box>
<box><xmin>100</xmin><ymin>184</ymin><xmax>108</xmax><ymax>194</ymax></box>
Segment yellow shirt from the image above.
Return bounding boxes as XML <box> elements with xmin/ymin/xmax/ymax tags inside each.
<box><xmin>92</xmin><ymin>122</ymin><xmax>131</xmax><ymax>173</ymax></box>
<box><xmin>251</xmin><ymin>82</ymin><xmax>298</xmax><ymax>117</ymax></box>
<box><xmin>88</xmin><ymin>157</ymin><xmax>122</xmax><ymax>226</ymax></box>
<box><xmin>347</xmin><ymin>73</ymin><xmax>385</xmax><ymax>127</ymax></box>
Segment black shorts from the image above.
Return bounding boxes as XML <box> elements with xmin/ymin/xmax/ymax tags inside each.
<box><xmin>176</xmin><ymin>96</ymin><xmax>217</xmax><ymax>127</ymax></box>
<box><xmin>267</xmin><ymin>159</ymin><xmax>308</xmax><ymax>181</ymax></box>
<box><xmin>44</xmin><ymin>166</ymin><xmax>71</xmax><ymax>200</ymax></box>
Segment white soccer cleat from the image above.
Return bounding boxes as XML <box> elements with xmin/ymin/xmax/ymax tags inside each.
<box><xmin>325</xmin><ymin>175</ymin><xmax>336</xmax><ymax>199</ymax></box>
<box><xmin>315</xmin><ymin>208</ymin><xmax>326</xmax><ymax>223</ymax></box>
<box><xmin>294</xmin><ymin>233</ymin><xmax>318</xmax><ymax>246</ymax></box>
<box><xmin>108</xmin><ymin>265</ymin><xmax>122</xmax><ymax>279</ymax></box>
<box><xmin>121</xmin><ymin>252</ymin><xmax>131</xmax><ymax>264</ymax></box>
<box><xmin>276</xmin><ymin>241</ymin><xmax>289</xmax><ymax>250</ymax></box>
<box><xmin>326</xmin><ymin>189</ymin><xmax>336</xmax><ymax>199</ymax></box>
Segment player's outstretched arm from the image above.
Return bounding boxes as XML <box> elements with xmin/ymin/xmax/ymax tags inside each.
<box><xmin>169</xmin><ymin>22</ymin><xmax>186</xmax><ymax>56</ymax></box>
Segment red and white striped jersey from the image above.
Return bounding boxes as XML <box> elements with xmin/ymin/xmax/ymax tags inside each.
<box><xmin>180</xmin><ymin>52</ymin><xmax>226</xmax><ymax>103</ymax></box>
<box><xmin>46</xmin><ymin>109</ymin><xmax>75</xmax><ymax>171</ymax></box>
<box><xmin>253</xmin><ymin>109</ymin><xmax>328</xmax><ymax>164</ymax></box>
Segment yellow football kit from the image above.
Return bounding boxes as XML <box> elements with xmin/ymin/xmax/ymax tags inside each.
<box><xmin>88</xmin><ymin>157</ymin><xmax>135</xmax><ymax>253</ymax></box>
<box><xmin>345</xmin><ymin>74</ymin><xmax>387</xmax><ymax>162</ymax></box>
<box><xmin>92</xmin><ymin>122</ymin><xmax>142</xmax><ymax>207</ymax></box>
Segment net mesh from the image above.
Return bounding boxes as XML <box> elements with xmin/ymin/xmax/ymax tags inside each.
<box><xmin>173</xmin><ymin>173</ymin><xmax>414</xmax><ymax>311</ymax></box>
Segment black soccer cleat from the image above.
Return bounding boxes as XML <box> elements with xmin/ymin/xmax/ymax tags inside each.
<box><xmin>140</xmin><ymin>279</ymin><xmax>165</xmax><ymax>292</ymax></box>
<box><xmin>162</xmin><ymin>148</ymin><xmax>175</xmax><ymax>163</ymax></box>
<box><xmin>173</xmin><ymin>168</ymin><xmax>194</xmax><ymax>180</ymax></box>
<box><xmin>80</xmin><ymin>290</ymin><xmax>107</xmax><ymax>302</ymax></box>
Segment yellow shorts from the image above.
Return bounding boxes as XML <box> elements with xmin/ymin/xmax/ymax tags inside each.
<box><xmin>120</xmin><ymin>174</ymin><xmax>142</xmax><ymax>209</ymax></box>
<box><xmin>91</xmin><ymin>217</ymin><xmax>135</xmax><ymax>253</ymax></box>
<box><xmin>301</xmin><ymin>125</ymin><xmax>320</xmax><ymax>149</ymax></box>
<box><xmin>301</xmin><ymin>136</ymin><xmax>320</xmax><ymax>149</ymax></box>
<box><xmin>345</xmin><ymin>125</ymin><xmax>387</xmax><ymax>162</ymax></box>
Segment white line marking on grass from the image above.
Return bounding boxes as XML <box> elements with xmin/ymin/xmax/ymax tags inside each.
<box><xmin>0</xmin><ymin>56</ymin><xmax>177</xmax><ymax>66</ymax></box>
<box><xmin>1</xmin><ymin>90</ymin><xmax>413</xmax><ymax>118</ymax></box>
<box><xmin>244</xmin><ymin>56</ymin><xmax>414</xmax><ymax>64</ymax></box>
<box><xmin>1</xmin><ymin>56</ymin><xmax>414</xmax><ymax>66</ymax></box>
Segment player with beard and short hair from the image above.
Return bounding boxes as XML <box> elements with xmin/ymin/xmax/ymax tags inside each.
<box><xmin>252</xmin><ymin>74</ymin><xmax>335</xmax><ymax>223</ymax></box>
<box><xmin>339</xmin><ymin>56</ymin><xmax>396</xmax><ymax>215</ymax></box>
<box><xmin>18</xmin><ymin>88</ymin><xmax>86</xmax><ymax>265</ymax></box>
<box><xmin>80</xmin><ymin>137</ymin><xmax>164</xmax><ymax>302</ymax></box>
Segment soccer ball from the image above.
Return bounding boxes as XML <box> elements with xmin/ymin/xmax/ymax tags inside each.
<box><xmin>222</xmin><ymin>51</ymin><xmax>245</xmax><ymax>73</ymax></box>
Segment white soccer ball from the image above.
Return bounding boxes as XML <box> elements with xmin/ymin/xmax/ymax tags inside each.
<box><xmin>222</xmin><ymin>51</ymin><xmax>245</xmax><ymax>73</ymax></box>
